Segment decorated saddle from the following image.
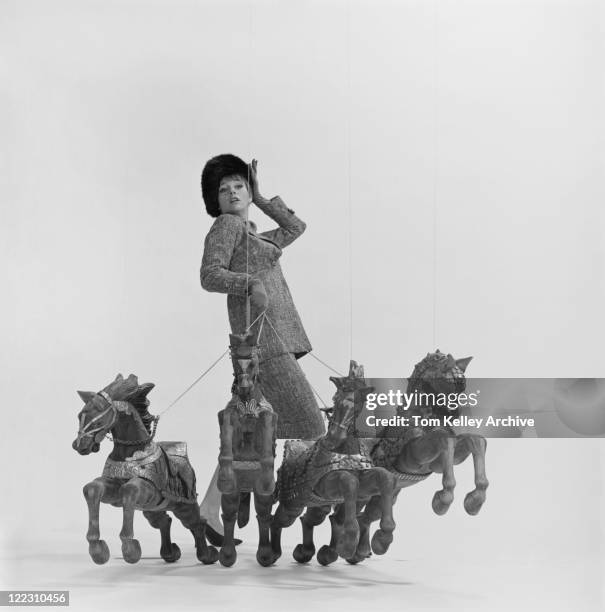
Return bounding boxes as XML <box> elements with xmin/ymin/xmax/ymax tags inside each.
<box><xmin>275</xmin><ymin>439</ymin><xmax>374</xmax><ymax>505</ymax></box>
<box><xmin>102</xmin><ymin>441</ymin><xmax>197</xmax><ymax>506</ymax></box>
<box><xmin>370</xmin><ymin>431</ymin><xmax>432</xmax><ymax>486</ymax></box>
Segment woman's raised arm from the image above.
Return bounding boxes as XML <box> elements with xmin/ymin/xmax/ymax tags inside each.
<box><xmin>255</xmin><ymin>196</ymin><xmax>306</xmax><ymax>248</ymax></box>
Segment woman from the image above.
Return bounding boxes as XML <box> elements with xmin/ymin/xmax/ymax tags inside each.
<box><xmin>198</xmin><ymin>154</ymin><xmax>325</xmax><ymax>535</ymax></box>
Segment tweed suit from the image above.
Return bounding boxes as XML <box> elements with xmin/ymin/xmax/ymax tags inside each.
<box><xmin>201</xmin><ymin>197</ymin><xmax>325</xmax><ymax>439</ymax></box>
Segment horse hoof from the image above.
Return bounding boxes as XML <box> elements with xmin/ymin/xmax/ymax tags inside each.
<box><xmin>464</xmin><ymin>491</ymin><xmax>486</xmax><ymax>516</ymax></box>
<box><xmin>219</xmin><ymin>547</ymin><xmax>237</xmax><ymax>567</ymax></box>
<box><xmin>199</xmin><ymin>546</ymin><xmax>219</xmax><ymax>565</ymax></box>
<box><xmin>432</xmin><ymin>491</ymin><xmax>453</xmax><ymax>516</ymax></box>
<box><xmin>336</xmin><ymin>532</ymin><xmax>359</xmax><ymax>560</ymax></box>
<box><xmin>256</xmin><ymin>546</ymin><xmax>275</xmax><ymax>567</ymax></box>
<box><xmin>371</xmin><ymin>529</ymin><xmax>393</xmax><ymax>555</ymax></box>
<box><xmin>89</xmin><ymin>540</ymin><xmax>110</xmax><ymax>565</ymax></box>
<box><xmin>317</xmin><ymin>545</ymin><xmax>338</xmax><ymax>566</ymax></box>
<box><xmin>122</xmin><ymin>539</ymin><xmax>142</xmax><ymax>564</ymax></box>
<box><xmin>293</xmin><ymin>544</ymin><xmax>315</xmax><ymax>564</ymax></box>
<box><xmin>269</xmin><ymin>550</ymin><xmax>282</xmax><ymax>565</ymax></box>
<box><xmin>161</xmin><ymin>543</ymin><xmax>181</xmax><ymax>563</ymax></box>
<box><xmin>356</xmin><ymin>541</ymin><xmax>372</xmax><ymax>559</ymax></box>
<box><xmin>345</xmin><ymin>552</ymin><xmax>367</xmax><ymax>565</ymax></box>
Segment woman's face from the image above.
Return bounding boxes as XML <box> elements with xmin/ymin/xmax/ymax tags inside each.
<box><xmin>218</xmin><ymin>175</ymin><xmax>252</xmax><ymax>217</ymax></box>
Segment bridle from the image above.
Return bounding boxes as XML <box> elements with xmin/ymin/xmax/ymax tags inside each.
<box><xmin>328</xmin><ymin>394</ymin><xmax>358</xmax><ymax>432</ymax></box>
<box><xmin>75</xmin><ymin>392</ymin><xmax>117</xmax><ymax>445</ymax></box>
<box><xmin>75</xmin><ymin>391</ymin><xmax>159</xmax><ymax>447</ymax></box>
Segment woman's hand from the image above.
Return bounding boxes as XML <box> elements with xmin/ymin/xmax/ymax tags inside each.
<box><xmin>248</xmin><ymin>277</ymin><xmax>268</xmax><ymax>311</ymax></box>
<box><xmin>248</xmin><ymin>159</ymin><xmax>264</xmax><ymax>204</ymax></box>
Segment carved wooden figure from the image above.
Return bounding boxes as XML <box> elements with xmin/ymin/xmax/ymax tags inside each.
<box><xmin>216</xmin><ymin>333</ymin><xmax>278</xmax><ymax>567</ymax></box>
<box><xmin>72</xmin><ymin>374</ymin><xmax>218</xmax><ymax>565</ymax></box>
<box><xmin>349</xmin><ymin>351</ymin><xmax>488</xmax><ymax>564</ymax></box>
<box><xmin>271</xmin><ymin>361</ymin><xmax>397</xmax><ymax>566</ymax></box>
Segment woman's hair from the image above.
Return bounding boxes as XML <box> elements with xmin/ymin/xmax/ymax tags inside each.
<box><xmin>201</xmin><ymin>153</ymin><xmax>250</xmax><ymax>217</ymax></box>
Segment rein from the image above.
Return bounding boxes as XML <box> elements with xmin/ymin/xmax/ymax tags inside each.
<box><xmin>77</xmin><ymin>391</ymin><xmax>159</xmax><ymax>447</ymax></box>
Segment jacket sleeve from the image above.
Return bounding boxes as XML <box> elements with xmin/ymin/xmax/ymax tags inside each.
<box><xmin>200</xmin><ymin>214</ymin><xmax>250</xmax><ymax>295</ymax></box>
<box><xmin>255</xmin><ymin>196</ymin><xmax>307</xmax><ymax>248</ymax></box>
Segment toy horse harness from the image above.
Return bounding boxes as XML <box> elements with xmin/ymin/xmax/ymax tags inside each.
<box><xmin>277</xmin><ymin>440</ymin><xmax>374</xmax><ymax>505</ymax></box>
<box><xmin>75</xmin><ymin>391</ymin><xmax>159</xmax><ymax>446</ymax></box>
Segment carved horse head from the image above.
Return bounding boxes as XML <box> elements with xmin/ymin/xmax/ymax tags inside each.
<box><xmin>229</xmin><ymin>332</ymin><xmax>261</xmax><ymax>401</ymax></box>
<box><xmin>405</xmin><ymin>350</ymin><xmax>473</xmax><ymax>418</ymax></box>
<box><xmin>72</xmin><ymin>373</ymin><xmax>155</xmax><ymax>454</ymax></box>
<box><xmin>324</xmin><ymin>360</ymin><xmax>374</xmax><ymax>450</ymax></box>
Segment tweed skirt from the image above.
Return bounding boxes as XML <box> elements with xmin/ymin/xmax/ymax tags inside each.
<box><xmin>259</xmin><ymin>353</ymin><xmax>326</xmax><ymax>440</ymax></box>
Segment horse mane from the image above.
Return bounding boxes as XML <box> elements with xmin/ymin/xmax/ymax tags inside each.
<box><xmin>123</xmin><ymin>383</ymin><xmax>156</xmax><ymax>434</ymax></box>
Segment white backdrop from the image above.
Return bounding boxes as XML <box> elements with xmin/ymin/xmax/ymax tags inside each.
<box><xmin>2</xmin><ymin>1</ymin><xmax>604</xmax><ymax>610</ymax></box>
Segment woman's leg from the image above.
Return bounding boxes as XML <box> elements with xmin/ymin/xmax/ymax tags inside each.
<box><xmin>259</xmin><ymin>353</ymin><xmax>326</xmax><ymax>440</ymax></box>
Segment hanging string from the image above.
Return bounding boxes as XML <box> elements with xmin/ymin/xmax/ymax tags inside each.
<box><xmin>245</xmin><ymin>166</ymin><xmax>251</xmax><ymax>331</ymax></box>
<box><xmin>308</xmin><ymin>380</ymin><xmax>329</xmax><ymax>410</ymax></box>
<box><xmin>255</xmin><ymin>310</ymin><xmax>266</xmax><ymax>342</ymax></box>
<box><xmin>157</xmin><ymin>348</ymin><xmax>229</xmax><ymax>417</ymax></box>
<box><xmin>245</xmin><ymin>0</ymin><xmax>255</xmax><ymax>332</ymax></box>
<box><xmin>432</xmin><ymin>0</ymin><xmax>439</xmax><ymax>350</ymax></box>
<box><xmin>156</xmin><ymin>310</ymin><xmax>266</xmax><ymax>419</ymax></box>
<box><xmin>263</xmin><ymin>314</ymin><xmax>344</xmax><ymax>378</ymax></box>
<box><xmin>246</xmin><ymin>310</ymin><xmax>265</xmax><ymax>334</ymax></box>
<box><xmin>308</xmin><ymin>352</ymin><xmax>345</xmax><ymax>378</ymax></box>
<box><xmin>346</xmin><ymin>1</ymin><xmax>354</xmax><ymax>360</ymax></box>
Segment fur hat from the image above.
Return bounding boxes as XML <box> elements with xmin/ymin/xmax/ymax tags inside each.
<box><xmin>201</xmin><ymin>153</ymin><xmax>249</xmax><ymax>217</ymax></box>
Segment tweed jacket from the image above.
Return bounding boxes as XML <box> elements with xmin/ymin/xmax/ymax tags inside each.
<box><xmin>201</xmin><ymin>197</ymin><xmax>312</xmax><ymax>361</ymax></box>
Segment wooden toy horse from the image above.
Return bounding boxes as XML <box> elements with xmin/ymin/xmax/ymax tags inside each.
<box><xmin>72</xmin><ymin>374</ymin><xmax>218</xmax><ymax>565</ymax></box>
<box><xmin>349</xmin><ymin>350</ymin><xmax>488</xmax><ymax>564</ymax></box>
<box><xmin>270</xmin><ymin>361</ymin><xmax>397</xmax><ymax>566</ymax></box>
<box><xmin>216</xmin><ymin>333</ymin><xmax>278</xmax><ymax>567</ymax></box>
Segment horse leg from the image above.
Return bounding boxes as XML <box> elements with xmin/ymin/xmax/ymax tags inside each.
<box><xmin>218</xmin><ymin>410</ymin><xmax>236</xmax><ymax>495</ymax></box>
<box><xmin>456</xmin><ymin>435</ymin><xmax>489</xmax><ymax>515</ymax></box>
<box><xmin>219</xmin><ymin>491</ymin><xmax>240</xmax><ymax>567</ymax></box>
<box><xmin>293</xmin><ymin>505</ymin><xmax>330</xmax><ymax>564</ymax></box>
<box><xmin>317</xmin><ymin>504</ymin><xmax>344</xmax><ymax>566</ymax></box>
<box><xmin>82</xmin><ymin>477</ymin><xmax>119</xmax><ymax>564</ymax></box>
<box><xmin>143</xmin><ymin>511</ymin><xmax>181</xmax><ymax>563</ymax></box>
<box><xmin>349</xmin><ymin>497</ymin><xmax>382</xmax><ymax>564</ymax></box>
<box><xmin>254</xmin><ymin>493</ymin><xmax>274</xmax><ymax>567</ymax></box>
<box><xmin>119</xmin><ymin>477</ymin><xmax>160</xmax><ymax>563</ymax></box>
<box><xmin>256</xmin><ymin>411</ymin><xmax>276</xmax><ymax>496</ymax></box>
<box><xmin>270</xmin><ymin>502</ymin><xmax>304</xmax><ymax>564</ymax></box>
<box><xmin>334</xmin><ymin>472</ymin><xmax>360</xmax><ymax>559</ymax></box>
<box><xmin>429</xmin><ymin>435</ymin><xmax>456</xmax><ymax>515</ymax></box>
<box><xmin>172</xmin><ymin>502</ymin><xmax>218</xmax><ymax>565</ymax></box>
<box><xmin>368</xmin><ymin>468</ymin><xmax>397</xmax><ymax>555</ymax></box>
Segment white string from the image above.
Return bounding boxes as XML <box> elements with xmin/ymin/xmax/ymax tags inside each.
<box><xmin>432</xmin><ymin>0</ymin><xmax>439</xmax><ymax>350</ymax></box>
<box><xmin>255</xmin><ymin>311</ymin><xmax>266</xmax><ymax>343</ymax></box>
<box><xmin>157</xmin><ymin>349</ymin><xmax>229</xmax><ymax>417</ymax></box>
<box><xmin>308</xmin><ymin>352</ymin><xmax>345</xmax><ymax>377</ymax></box>
<box><xmin>245</xmin><ymin>169</ymin><xmax>251</xmax><ymax>331</ymax></box>
<box><xmin>245</xmin><ymin>0</ymin><xmax>254</xmax><ymax>332</ymax></box>
<box><xmin>246</xmin><ymin>310</ymin><xmax>266</xmax><ymax>334</ymax></box>
<box><xmin>308</xmin><ymin>381</ymin><xmax>329</xmax><ymax>410</ymax></box>
<box><xmin>157</xmin><ymin>310</ymin><xmax>266</xmax><ymax>419</ymax></box>
<box><xmin>263</xmin><ymin>314</ymin><xmax>344</xmax><ymax>378</ymax></box>
<box><xmin>346</xmin><ymin>1</ymin><xmax>354</xmax><ymax>360</ymax></box>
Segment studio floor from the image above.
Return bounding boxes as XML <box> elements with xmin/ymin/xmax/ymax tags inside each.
<box><xmin>1</xmin><ymin>527</ymin><xmax>601</xmax><ymax>612</ymax></box>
